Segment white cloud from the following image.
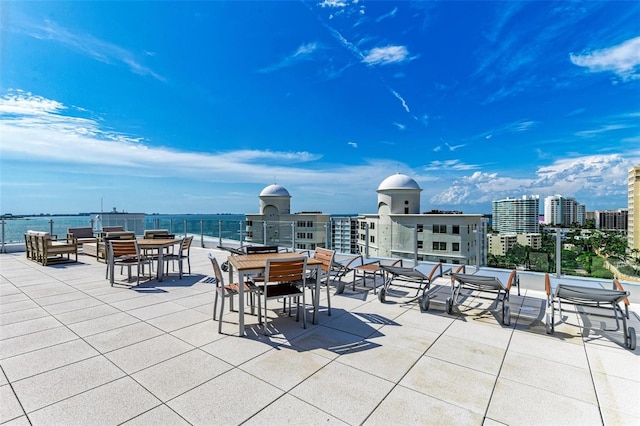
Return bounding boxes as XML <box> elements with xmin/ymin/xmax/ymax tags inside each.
<box><xmin>570</xmin><ymin>36</ymin><xmax>640</xmax><ymax>81</ymax></box>
<box><xmin>294</xmin><ymin>42</ymin><xmax>319</xmax><ymax>57</ymax></box>
<box><xmin>363</xmin><ymin>45</ymin><xmax>410</xmax><ymax>65</ymax></box>
<box><xmin>430</xmin><ymin>154</ymin><xmax>638</xmax><ymax>207</ymax></box>
<box><xmin>424</xmin><ymin>160</ymin><xmax>478</xmax><ymax>171</ymax></box>
<box><xmin>445</xmin><ymin>142</ymin><xmax>465</xmax><ymax>151</ymax></box>
<box><xmin>259</xmin><ymin>42</ymin><xmax>320</xmax><ymax>73</ymax></box>
<box><xmin>318</xmin><ymin>0</ymin><xmax>347</xmax><ymax>8</ymax></box>
<box><xmin>0</xmin><ymin>91</ymin><xmax>417</xmax><ymax>213</ymax></box>
<box><xmin>393</xmin><ymin>122</ymin><xmax>405</xmax><ymax>131</ymax></box>
<box><xmin>347</xmin><ymin>141</ymin><xmax>358</xmax><ymax>148</ymax></box>
<box><xmin>376</xmin><ymin>7</ymin><xmax>398</xmax><ymax>23</ymax></box>
<box><xmin>575</xmin><ymin>124</ymin><xmax>634</xmax><ymax>138</ymax></box>
<box><xmin>11</xmin><ymin>18</ymin><xmax>164</xmax><ymax>81</ymax></box>
<box><xmin>390</xmin><ymin>89</ymin><xmax>410</xmax><ymax>113</ymax></box>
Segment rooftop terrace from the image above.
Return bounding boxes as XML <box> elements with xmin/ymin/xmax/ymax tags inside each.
<box><xmin>1</xmin><ymin>247</ymin><xmax>638</xmax><ymax>425</ymax></box>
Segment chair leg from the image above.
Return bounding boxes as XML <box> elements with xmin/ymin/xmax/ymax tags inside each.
<box><xmin>263</xmin><ymin>298</ymin><xmax>269</xmax><ymax>335</ymax></box>
<box><xmin>256</xmin><ymin>293</ymin><xmax>262</xmax><ymax>325</ymax></box>
<box><xmin>213</xmin><ymin>292</ymin><xmax>219</xmax><ymax>320</ymax></box>
<box><xmin>326</xmin><ymin>278</ymin><xmax>332</xmax><ymax>316</ymax></box>
<box><xmin>219</xmin><ymin>295</ymin><xmax>225</xmax><ymax>334</ymax></box>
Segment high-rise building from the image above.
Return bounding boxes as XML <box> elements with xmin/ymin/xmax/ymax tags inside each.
<box><xmin>590</xmin><ymin>209</ymin><xmax>628</xmax><ymax>231</ymax></box>
<box><xmin>492</xmin><ymin>195</ymin><xmax>539</xmax><ymax>233</ymax></box>
<box><xmin>544</xmin><ymin>195</ymin><xmax>585</xmax><ymax>226</ymax></box>
<box><xmin>331</xmin><ymin>216</ymin><xmax>358</xmax><ymax>253</ymax></box>
<box><xmin>629</xmin><ymin>166</ymin><xmax>640</xmax><ymax>251</ymax></box>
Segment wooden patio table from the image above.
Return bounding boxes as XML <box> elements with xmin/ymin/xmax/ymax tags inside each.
<box><xmin>227</xmin><ymin>252</ymin><xmax>323</xmax><ymax>337</ymax></box>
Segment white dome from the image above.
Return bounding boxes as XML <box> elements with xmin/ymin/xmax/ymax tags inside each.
<box><xmin>260</xmin><ymin>184</ymin><xmax>291</xmax><ymax>197</ymax></box>
<box><xmin>377</xmin><ymin>173</ymin><xmax>421</xmax><ymax>191</ymax></box>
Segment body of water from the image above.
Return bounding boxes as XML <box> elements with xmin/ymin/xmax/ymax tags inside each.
<box><xmin>0</xmin><ymin>214</ymin><xmax>246</xmax><ymax>243</ymax></box>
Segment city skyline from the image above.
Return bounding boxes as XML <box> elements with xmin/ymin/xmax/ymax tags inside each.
<box><xmin>1</xmin><ymin>1</ymin><xmax>639</xmax><ymax>215</ymax></box>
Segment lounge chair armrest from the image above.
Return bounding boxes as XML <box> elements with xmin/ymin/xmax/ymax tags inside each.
<box><xmin>613</xmin><ymin>279</ymin><xmax>630</xmax><ymax>307</ymax></box>
<box><xmin>344</xmin><ymin>255</ymin><xmax>364</xmax><ymax>268</ymax></box>
<box><xmin>506</xmin><ymin>270</ymin><xmax>517</xmax><ymax>291</ymax></box>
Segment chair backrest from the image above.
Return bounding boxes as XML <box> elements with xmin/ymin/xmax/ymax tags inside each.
<box><xmin>102</xmin><ymin>226</ymin><xmax>125</xmax><ymax>233</ymax></box>
<box><xmin>208</xmin><ymin>253</ymin><xmax>224</xmax><ymax>287</ymax></box>
<box><xmin>109</xmin><ymin>239</ymin><xmax>138</xmax><ymax>258</ymax></box>
<box><xmin>246</xmin><ymin>245</ymin><xmax>279</xmax><ymax>254</ymax></box>
<box><xmin>182</xmin><ymin>236</ymin><xmax>194</xmax><ymax>253</ymax></box>
<box><xmin>152</xmin><ymin>233</ymin><xmax>176</xmax><ymax>239</ymax></box>
<box><xmin>265</xmin><ymin>256</ymin><xmax>307</xmax><ymax>284</ymax></box>
<box><xmin>104</xmin><ymin>231</ymin><xmax>136</xmax><ymax>240</ymax></box>
<box><xmin>67</xmin><ymin>227</ymin><xmax>94</xmax><ymax>239</ymax></box>
<box><xmin>144</xmin><ymin>229</ymin><xmax>169</xmax><ymax>239</ymax></box>
<box><xmin>314</xmin><ymin>247</ymin><xmax>335</xmax><ymax>272</ymax></box>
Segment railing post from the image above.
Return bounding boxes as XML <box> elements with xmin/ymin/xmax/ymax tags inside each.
<box><xmin>475</xmin><ymin>226</ymin><xmax>481</xmax><ymax>270</ymax></box>
<box><xmin>325</xmin><ymin>222</ymin><xmax>330</xmax><ymax>250</ymax></box>
<box><xmin>218</xmin><ymin>221</ymin><xmax>222</xmax><ymax>247</ymax></box>
<box><xmin>291</xmin><ymin>221</ymin><xmax>295</xmax><ymax>251</ymax></box>
<box><xmin>239</xmin><ymin>221</ymin><xmax>244</xmax><ymax>247</ymax></box>
<box><xmin>124</xmin><ymin>218</ymin><xmax>128</xmax><ymax>232</ymax></box>
<box><xmin>49</xmin><ymin>219</ymin><xmax>54</xmax><ymax>236</ymax></box>
<box><xmin>556</xmin><ymin>229</ymin><xmax>562</xmax><ymax>278</ymax></box>
<box><xmin>365</xmin><ymin>222</ymin><xmax>370</xmax><ymax>259</ymax></box>
<box><xmin>200</xmin><ymin>220</ymin><xmax>204</xmax><ymax>248</ymax></box>
<box><xmin>1</xmin><ymin>219</ymin><xmax>5</xmax><ymax>253</ymax></box>
<box><xmin>263</xmin><ymin>221</ymin><xmax>267</xmax><ymax>245</ymax></box>
<box><xmin>414</xmin><ymin>225</ymin><xmax>419</xmax><ymax>267</ymax></box>
<box><xmin>183</xmin><ymin>219</ymin><xmax>187</xmax><ymax>237</ymax></box>
<box><xmin>170</xmin><ymin>219</ymin><xmax>174</xmax><ymax>234</ymax></box>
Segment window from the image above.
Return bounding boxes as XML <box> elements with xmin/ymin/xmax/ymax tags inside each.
<box><xmin>297</xmin><ymin>232</ymin><xmax>305</xmax><ymax>239</ymax></box>
<box><xmin>306</xmin><ymin>221</ymin><xmax>313</xmax><ymax>227</ymax></box>
<box><xmin>404</xmin><ymin>207</ymin><xmax>409</xmax><ymax>214</ymax></box>
<box><xmin>433</xmin><ymin>224</ymin><xmax>447</xmax><ymax>233</ymax></box>
<box><xmin>417</xmin><ymin>224</ymin><xmax>423</xmax><ymax>232</ymax></box>
<box><xmin>247</xmin><ymin>220</ymin><xmax>253</xmax><ymax>226</ymax></box>
<box><xmin>360</xmin><ymin>222</ymin><xmax>367</xmax><ymax>230</ymax></box>
<box><xmin>452</xmin><ymin>225</ymin><xmax>459</xmax><ymax>234</ymax></box>
<box><xmin>370</xmin><ymin>235</ymin><xmax>375</xmax><ymax>243</ymax></box>
<box><xmin>417</xmin><ymin>241</ymin><xmax>423</xmax><ymax>249</ymax></box>
<box><xmin>306</xmin><ymin>233</ymin><xmax>313</xmax><ymax>239</ymax></box>
<box><xmin>452</xmin><ymin>242</ymin><xmax>460</xmax><ymax>252</ymax></box>
<box><xmin>432</xmin><ymin>241</ymin><xmax>446</xmax><ymax>251</ymax></box>
<box><xmin>297</xmin><ymin>221</ymin><xmax>305</xmax><ymax>227</ymax></box>
<box><xmin>369</xmin><ymin>222</ymin><xmax>375</xmax><ymax>230</ymax></box>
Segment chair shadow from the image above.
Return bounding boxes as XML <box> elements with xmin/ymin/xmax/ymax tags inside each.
<box><xmin>132</xmin><ymin>273</ymin><xmax>208</xmax><ymax>292</ymax></box>
<box><xmin>240</xmin><ymin>307</ymin><xmax>387</xmax><ymax>355</ymax></box>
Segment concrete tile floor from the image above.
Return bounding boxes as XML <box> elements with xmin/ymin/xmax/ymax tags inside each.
<box><xmin>1</xmin><ymin>247</ymin><xmax>639</xmax><ymax>425</ymax></box>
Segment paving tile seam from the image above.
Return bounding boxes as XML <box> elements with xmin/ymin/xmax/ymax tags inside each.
<box><xmin>482</xmin><ymin>319</ymin><xmax>516</xmax><ymax>421</ymax></box>
<box><xmin>20</xmin><ymin>375</ymin><xmax>158</xmax><ymax>420</ymax></box>
<box><xmin>123</xmin><ymin>402</ymin><xmax>192</xmax><ymax>425</ymax></box>
<box><xmin>0</xmin><ymin>364</ymin><xmax>28</xmax><ymax>422</ymax></box>
<box><xmin>5</xmin><ymin>352</ymin><xmax>111</xmax><ymax>384</ymax></box>
<box><xmin>583</xmin><ymin>339</ymin><xmax>609</xmax><ymax>425</ymax></box>
<box><xmin>358</xmin><ymin>313</ymin><xmax>460</xmax><ymax>425</ymax></box>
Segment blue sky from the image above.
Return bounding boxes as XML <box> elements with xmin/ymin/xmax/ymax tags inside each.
<box><xmin>1</xmin><ymin>1</ymin><xmax>639</xmax><ymax>216</ymax></box>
